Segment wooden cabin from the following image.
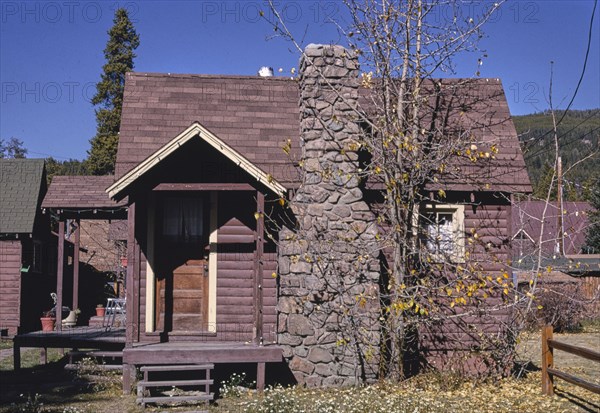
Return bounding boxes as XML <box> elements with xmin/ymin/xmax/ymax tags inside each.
<box><xmin>11</xmin><ymin>45</ymin><xmax>532</xmax><ymax>391</ymax></box>
<box><xmin>0</xmin><ymin>159</ymin><xmax>56</xmax><ymax>335</ymax></box>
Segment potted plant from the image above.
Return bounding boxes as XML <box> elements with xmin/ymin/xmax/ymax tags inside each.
<box><xmin>40</xmin><ymin>292</ymin><xmax>57</xmax><ymax>331</ymax></box>
<box><xmin>40</xmin><ymin>309</ymin><xmax>55</xmax><ymax>332</ymax></box>
<box><xmin>96</xmin><ymin>304</ymin><xmax>106</xmax><ymax>317</ymax></box>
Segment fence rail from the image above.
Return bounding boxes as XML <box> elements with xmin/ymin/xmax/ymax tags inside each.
<box><xmin>541</xmin><ymin>324</ymin><xmax>600</xmax><ymax>396</ymax></box>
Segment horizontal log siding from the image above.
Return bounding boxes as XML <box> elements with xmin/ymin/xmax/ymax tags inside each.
<box><xmin>371</xmin><ymin>194</ymin><xmax>513</xmax><ymax>375</ymax></box>
<box><xmin>421</xmin><ymin>202</ymin><xmax>513</xmax><ymax>375</ymax></box>
<box><xmin>217</xmin><ymin>211</ymin><xmax>254</xmax><ymax>341</ymax></box>
<box><xmin>262</xmin><ymin>252</ymin><xmax>277</xmax><ymax>343</ymax></box>
<box><xmin>0</xmin><ymin>240</ymin><xmax>22</xmax><ymax>335</ymax></box>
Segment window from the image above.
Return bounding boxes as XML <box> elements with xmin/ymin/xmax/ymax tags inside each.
<box><xmin>420</xmin><ymin>204</ymin><xmax>465</xmax><ymax>262</ymax></box>
<box><xmin>162</xmin><ymin>197</ymin><xmax>204</xmax><ymax>242</ymax></box>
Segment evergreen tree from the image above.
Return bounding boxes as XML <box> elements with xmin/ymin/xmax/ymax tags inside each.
<box><xmin>0</xmin><ymin>137</ymin><xmax>27</xmax><ymax>158</ymax></box>
<box><xmin>585</xmin><ymin>178</ymin><xmax>600</xmax><ymax>253</ymax></box>
<box><xmin>86</xmin><ymin>8</ymin><xmax>139</xmax><ymax>175</ymax></box>
<box><xmin>532</xmin><ymin>162</ymin><xmax>557</xmax><ymax>200</ymax></box>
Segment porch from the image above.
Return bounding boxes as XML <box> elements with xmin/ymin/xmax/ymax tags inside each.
<box><xmin>13</xmin><ymin>326</ymin><xmax>126</xmax><ymax>369</ymax></box>
<box><xmin>122</xmin><ymin>341</ymin><xmax>283</xmax><ymax>393</ymax></box>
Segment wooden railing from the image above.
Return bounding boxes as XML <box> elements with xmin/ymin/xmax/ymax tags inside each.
<box><xmin>541</xmin><ymin>325</ymin><xmax>600</xmax><ymax>396</ymax></box>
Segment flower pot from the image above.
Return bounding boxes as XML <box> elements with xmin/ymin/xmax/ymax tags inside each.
<box><xmin>96</xmin><ymin>307</ymin><xmax>106</xmax><ymax>317</ymax></box>
<box><xmin>40</xmin><ymin>317</ymin><xmax>55</xmax><ymax>332</ymax></box>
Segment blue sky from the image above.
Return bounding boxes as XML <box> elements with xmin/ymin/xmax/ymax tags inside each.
<box><xmin>1</xmin><ymin>0</ymin><xmax>599</xmax><ymax>161</ymax></box>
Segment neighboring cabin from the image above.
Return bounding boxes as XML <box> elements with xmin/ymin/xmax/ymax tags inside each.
<box><xmin>512</xmin><ymin>200</ymin><xmax>600</xmax><ymax>315</ymax></box>
<box><xmin>0</xmin><ymin>159</ymin><xmax>56</xmax><ymax>335</ymax></box>
<box><xmin>512</xmin><ymin>201</ymin><xmax>593</xmax><ymax>259</ymax></box>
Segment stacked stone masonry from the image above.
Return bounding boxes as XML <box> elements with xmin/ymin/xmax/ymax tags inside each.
<box><xmin>278</xmin><ymin>44</ymin><xmax>381</xmax><ymax>387</ymax></box>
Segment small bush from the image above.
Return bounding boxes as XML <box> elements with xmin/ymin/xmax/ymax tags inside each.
<box><xmin>527</xmin><ymin>284</ymin><xmax>584</xmax><ymax>332</ymax></box>
<box><xmin>220</xmin><ymin>372</ymin><xmax>255</xmax><ymax>398</ymax></box>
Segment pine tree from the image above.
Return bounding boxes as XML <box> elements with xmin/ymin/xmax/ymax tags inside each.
<box><xmin>585</xmin><ymin>178</ymin><xmax>600</xmax><ymax>253</ymax></box>
<box><xmin>86</xmin><ymin>8</ymin><xmax>139</xmax><ymax>175</ymax></box>
<box><xmin>532</xmin><ymin>162</ymin><xmax>557</xmax><ymax>200</ymax></box>
<box><xmin>0</xmin><ymin>137</ymin><xmax>27</xmax><ymax>158</ymax></box>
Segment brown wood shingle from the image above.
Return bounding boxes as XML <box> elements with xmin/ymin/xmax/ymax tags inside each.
<box><xmin>115</xmin><ymin>73</ymin><xmax>531</xmax><ymax>193</ymax></box>
<box><xmin>43</xmin><ymin>175</ymin><xmax>127</xmax><ymax>209</ymax></box>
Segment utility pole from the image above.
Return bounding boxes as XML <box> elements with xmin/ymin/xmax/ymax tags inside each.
<box><xmin>557</xmin><ymin>156</ymin><xmax>564</xmax><ymax>255</ymax></box>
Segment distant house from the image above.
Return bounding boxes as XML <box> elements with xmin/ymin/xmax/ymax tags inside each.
<box><xmin>41</xmin><ymin>175</ymin><xmax>128</xmax><ymax>320</ymax></box>
<box><xmin>98</xmin><ymin>44</ymin><xmax>533</xmax><ymax>389</ymax></box>
<box><xmin>0</xmin><ymin>159</ymin><xmax>55</xmax><ymax>335</ymax></box>
<box><xmin>512</xmin><ymin>201</ymin><xmax>593</xmax><ymax>259</ymax></box>
<box><xmin>512</xmin><ymin>200</ymin><xmax>600</xmax><ymax>311</ymax></box>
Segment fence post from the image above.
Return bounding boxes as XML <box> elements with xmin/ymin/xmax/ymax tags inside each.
<box><xmin>542</xmin><ymin>324</ymin><xmax>554</xmax><ymax>395</ymax></box>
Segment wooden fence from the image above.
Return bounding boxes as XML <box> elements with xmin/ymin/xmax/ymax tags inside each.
<box><xmin>541</xmin><ymin>325</ymin><xmax>600</xmax><ymax>396</ymax></box>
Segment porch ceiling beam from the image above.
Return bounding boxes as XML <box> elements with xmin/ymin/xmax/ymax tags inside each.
<box><xmin>153</xmin><ymin>183</ymin><xmax>255</xmax><ymax>192</ymax></box>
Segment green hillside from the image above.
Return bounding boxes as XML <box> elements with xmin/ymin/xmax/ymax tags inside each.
<box><xmin>513</xmin><ymin>109</ymin><xmax>600</xmax><ymax>200</ymax></box>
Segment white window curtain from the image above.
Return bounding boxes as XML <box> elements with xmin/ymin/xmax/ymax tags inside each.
<box><xmin>425</xmin><ymin>212</ymin><xmax>454</xmax><ymax>255</ymax></box>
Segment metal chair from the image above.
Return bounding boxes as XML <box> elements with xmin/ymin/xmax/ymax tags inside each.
<box><xmin>102</xmin><ymin>298</ymin><xmax>126</xmax><ymax>330</ymax></box>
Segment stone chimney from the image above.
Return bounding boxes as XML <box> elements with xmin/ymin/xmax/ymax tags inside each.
<box><xmin>277</xmin><ymin>44</ymin><xmax>381</xmax><ymax>386</ymax></box>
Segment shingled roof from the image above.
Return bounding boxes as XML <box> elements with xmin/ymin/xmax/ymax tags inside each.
<box><xmin>0</xmin><ymin>158</ymin><xmax>46</xmax><ymax>234</ymax></box>
<box><xmin>42</xmin><ymin>175</ymin><xmax>126</xmax><ymax>209</ymax></box>
<box><xmin>115</xmin><ymin>72</ymin><xmax>531</xmax><ymax>194</ymax></box>
<box><xmin>513</xmin><ymin>201</ymin><xmax>593</xmax><ymax>256</ymax></box>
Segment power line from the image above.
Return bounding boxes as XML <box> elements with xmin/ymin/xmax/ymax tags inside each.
<box><xmin>520</xmin><ymin>0</ymin><xmax>598</xmax><ymax>150</ymax></box>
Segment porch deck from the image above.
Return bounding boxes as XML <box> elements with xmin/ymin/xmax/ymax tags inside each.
<box><xmin>124</xmin><ymin>341</ymin><xmax>282</xmax><ymax>364</ymax></box>
<box><xmin>122</xmin><ymin>341</ymin><xmax>283</xmax><ymax>393</ymax></box>
<box><xmin>13</xmin><ymin>327</ymin><xmax>126</xmax><ymax>370</ymax></box>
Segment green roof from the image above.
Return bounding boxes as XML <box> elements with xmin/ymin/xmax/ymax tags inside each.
<box><xmin>0</xmin><ymin>159</ymin><xmax>46</xmax><ymax>234</ymax></box>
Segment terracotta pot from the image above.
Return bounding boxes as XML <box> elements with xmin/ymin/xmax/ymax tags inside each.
<box><xmin>40</xmin><ymin>317</ymin><xmax>55</xmax><ymax>332</ymax></box>
<box><xmin>96</xmin><ymin>307</ymin><xmax>106</xmax><ymax>317</ymax></box>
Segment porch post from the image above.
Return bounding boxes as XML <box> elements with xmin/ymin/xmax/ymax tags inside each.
<box><xmin>55</xmin><ymin>219</ymin><xmax>65</xmax><ymax>331</ymax></box>
<box><xmin>253</xmin><ymin>192</ymin><xmax>265</xmax><ymax>345</ymax></box>
<box><xmin>126</xmin><ymin>203</ymin><xmax>136</xmax><ymax>346</ymax></box>
<box><xmin>72</xmin><ymin>219</ymin><xmax>80</xmax><ymax>311</ymax></box>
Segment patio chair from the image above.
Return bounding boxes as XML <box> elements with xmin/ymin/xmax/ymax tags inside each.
<box><xmin>102</xmin><ymin>298</ymin><xmax>126</xmax><ymax>330</ymax></box>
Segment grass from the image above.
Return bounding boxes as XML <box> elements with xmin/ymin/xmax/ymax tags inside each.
<box><xmin>0</xmin><ymin>340</ymin><xmax>12</xmax><ymax>351</ymax></box>
<box><xmin>210</xmin><ymin>372</ymin><xmax>600</xmax><ymax>413</ymax></box>
<box><xmin>0</xmin><ymin>330</ymin><xmax>598</xmax><ymax>412</ymax></box>
<box><xmin>0</xmin><ymin>347</ymin><xmax>63</xmax><ymax>371</ymax></box>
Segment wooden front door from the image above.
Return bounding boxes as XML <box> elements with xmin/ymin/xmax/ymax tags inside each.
<box><xmin>156</xmin><ymin>194</ymin><xmax>210</xmax><ymax>333</ymax></box>
<box><xmin>158</xmin><ymin>259</ymin><xmax>209</xmax><ymax>331</ymax></box>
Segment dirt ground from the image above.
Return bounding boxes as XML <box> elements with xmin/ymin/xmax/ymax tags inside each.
<box><xmin>516</xmin><ymin>331</ymin><xmax>600</xmax><ymax>385</ymax></box>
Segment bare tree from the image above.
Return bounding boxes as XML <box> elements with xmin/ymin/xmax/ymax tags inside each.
<box><xmin>263</xmin><ymin>0</ymin><xmax>549</xmax><ymax>381</ymax></box>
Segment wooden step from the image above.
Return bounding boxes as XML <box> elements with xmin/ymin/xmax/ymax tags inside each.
<box><xmin>137</xmin><ymin>379</ymin><xmax>213</xmax><ymax>387</ymax></box>
<box><xmin>65</xmin><ymin>363</ymin><xmax>122</xmax><ymax>371</ymax></box>
<box><xmin>136</xmin><ymin>394</ymin><xmax>213</xmax><ymax>403</ymax></box>
<box><xmin>140</xmin><ymin>364</ymin><xmax>213</xmax><ymax>372</ymax></box>
<box><xmin>136</xmin><ymin>394</ymin><xmax>213</xmax><ymax>409</ymax></box>
<box><xmin>69</xmin><ymin>350</ymin><xmax>123</xmax><ymax>358</ymax></box>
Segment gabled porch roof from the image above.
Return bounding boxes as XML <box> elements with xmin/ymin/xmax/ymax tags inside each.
<box><xmin>107</xmin><ymin>122</ymin><xmax>288</xmax><ymax>199</ymax></box>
